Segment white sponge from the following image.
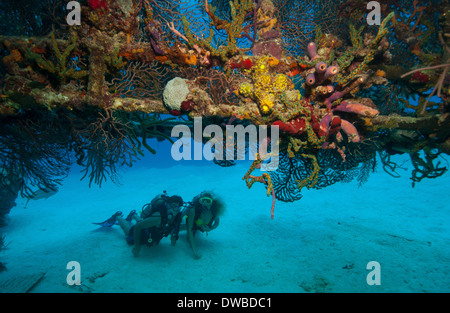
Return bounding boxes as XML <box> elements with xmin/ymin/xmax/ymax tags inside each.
<box><xmin>163</xmin><ymin>77</ymin><xmax>189</xmax><ymax>111</ymax></box>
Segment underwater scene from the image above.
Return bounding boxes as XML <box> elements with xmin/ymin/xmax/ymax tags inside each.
<box><xmin>0</xmin><ymin>0</ymin><xmax>449</xmax><ymax>295</ymax></box>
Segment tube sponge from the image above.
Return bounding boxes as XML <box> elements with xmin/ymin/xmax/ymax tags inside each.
<box><xmin>324</xmin><ymin>66</ymin><xmax>339</xmax><ymax>79</ymax></box>
<box><xmin>315</xmin><ymin>62</ymin><xmax>327</xmax><ymax>73</ymax></box>
<box><xmin>307</xmin><ymin>42</ymin><xmax>318</xmax><ymax>60</ymax></box>
<box><xmin>306</xmin><ymin>73</ymin><xmax>316</xmax><ymax>86</ymax></box>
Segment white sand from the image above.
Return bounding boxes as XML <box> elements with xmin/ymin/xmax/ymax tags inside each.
<box><xmin>1</xmin><ymin>149</ymin><xmax>449</xmax><ymax>293</ymax></box>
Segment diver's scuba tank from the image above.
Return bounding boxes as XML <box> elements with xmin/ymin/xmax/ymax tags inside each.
<box><xmin>141</xmin><ymin>190</ymin><xmax>168</xmax><ymax>219</ymax></box>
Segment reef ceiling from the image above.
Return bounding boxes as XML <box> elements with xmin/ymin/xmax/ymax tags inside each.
<box><xmin>0</xmin><ymin>0</ymin><xmax>449</xmax><ymax>222</ymax></box>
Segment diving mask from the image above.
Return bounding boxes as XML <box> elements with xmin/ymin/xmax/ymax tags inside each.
<box><xmin>199</xmin><ymin>196</ymin><xmax>213</xmax><ymax>207</ymax></box>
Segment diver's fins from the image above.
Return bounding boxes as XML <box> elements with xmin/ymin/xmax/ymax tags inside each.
<box><xmin>125</xmin><ymin>210</ymin><xmax>137</xmax><ymax>223</ymax></box>
<box><xmin>92</xmin><ymin>211</ymin><xmax>122</xmax><ymax>227</ymax></box>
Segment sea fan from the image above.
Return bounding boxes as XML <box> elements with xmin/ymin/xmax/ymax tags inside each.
<box><xmin>270</xmin><ymin>142</ymin><xmax>377</xmax><ymax>202</ymax></box>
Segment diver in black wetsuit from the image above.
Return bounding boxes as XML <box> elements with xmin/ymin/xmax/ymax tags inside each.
<box><xmin>97</xmin><ymin>191</ymin><xmax>184</xmax><ymax>257</ymax></box>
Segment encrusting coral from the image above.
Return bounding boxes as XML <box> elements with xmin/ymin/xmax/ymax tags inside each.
<box><xmin>0</xmin><ymin>0</ymin><xmax>449</xmax><ymax>221</ymax></box>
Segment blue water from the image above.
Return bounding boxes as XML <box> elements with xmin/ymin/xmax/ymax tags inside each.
<box><xmin>1</xmin><ymin>138</ymin><xmax>449</xmax><ymax>293</ymax></box>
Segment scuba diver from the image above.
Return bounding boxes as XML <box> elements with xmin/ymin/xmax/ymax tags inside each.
<box><xmin>181</xmin><ymin>191</ymin><xmax>225</xmax><ymax>259</ymax></box>
<box><xmin>93</xmin><ymin>191</ymin><xmax>184</xmax><ymax>257</ymax></box>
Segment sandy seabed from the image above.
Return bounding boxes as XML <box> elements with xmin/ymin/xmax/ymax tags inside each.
<box><xmin>0</xmin><ymin>149</ymin><xmax>449</xmax><ymax>293</ymax></box>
